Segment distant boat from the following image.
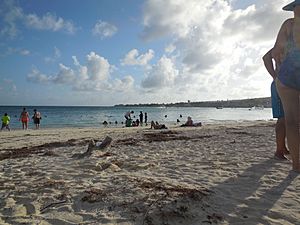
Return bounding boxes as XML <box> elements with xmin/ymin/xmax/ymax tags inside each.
<box><xmin>249</xmin><ymin>106</ymin><xmax>264</xmax><ymax>110</ymax></box>
<box><xmin>216</xmin><ymin>106</ymin><xmax>223</xmax><ymax>109</ymax></box>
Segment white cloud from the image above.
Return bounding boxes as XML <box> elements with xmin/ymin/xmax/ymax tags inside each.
<box><xmin>1</xmin><ymin>47</ymin><xmax>31</xmax><ymax>56</ymax></box>
<box><xmin>92</xmin><ymin>20</ymin><xmax>118</xmax><ymax>39</ymax></box>
<box><xmin>86</xmin><ymin>52</ymin><xmax>110</xmax><ymax>81</ymax></box>
<box><xmin>0</xmin><ymin>0</ymin><xmax>23</xmax><ymax>38</ymax></box>
<box><xmin>28</xmin><ymin>51</ymin><xmax>133</xmax><ymax>93</ymax></box>
<box><xmin>53</xmin><ymin>64</ymin><xmax>76</xmax><ymax>84</ymax></box>
<box><xmin>0</xmin><ymin>0</ymin><xmax>78</xmax><ymax>38</ymax></box>
<box><xmin>121</xmin><ymin>49</ymin><xmax>154</xmax><ymax>66</ymax></box>
<box><xmin>139</xmin><ymin>0</ymin><xmax>291</xmax><ymax>101</ymax></box>
<box><xmin>142</xmin><ymin>55</ymin><xmax>179</xmax><ymax>89</ymax></box>
<box><xmin>112</xmin><ymin>76</ymin><xmax>135</xmax><ymax>92</ymax></box>
<box><xmin>142</xmin><ymin>0</ymin><xmax>214</xmax><ymax>41</ymax></box>
<box><xmin>72</xmin><ymin>56</ymin><xmax>89</xmax><ymax>80</ymax></box>
<box><xmin>25</xmin><ymin>13</ymin><xmax>76</xmax><ymax>34</ymax></box>
<box><xmin>27</xmin><ymin>68</ymin><xmax>50</xmax><ymax>83</ymax></box>
<box><xmin>222</xmin><ymin>2</ymin><xmax>289</xmax><ymax>42</ymax></box>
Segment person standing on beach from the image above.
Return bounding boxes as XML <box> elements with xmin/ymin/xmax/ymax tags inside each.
<box><xmin>272</xmin><ymin>0</ymin><xmax>300</xmax><ymax>172</ymax></box>
<box><xmin>139</xmin><ymin>111</ymin><xmax>143</xmax><ymax>126</ymax></box>
<box><xmin>32</xmin><ymin>109</ymin><xmax>42</xmax><ymax>129</ymax></box>
<box><xmin>1</xmin><ymin>113</ymin><xmax>11</xmax><ymax>131</ymax></box>
<box><xmin>263</xmin><ymin>49</ymin><xmax>289</xmax><ymax>159</ymax></box>
<box><xmin>144</xmin><ymin>112</ymin><xmax>148</xmax><ymax>125</ymax></box>
<box><xmin>20</xmin><ymin>107</ymin><xmax>29</xmax><ymax>130</ymax></box>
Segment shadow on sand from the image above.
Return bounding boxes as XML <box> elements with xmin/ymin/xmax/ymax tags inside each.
<box><xmin>211</xmin><ymin>158</ymin><xmax>298</xmax><ymax>224</ymax></box>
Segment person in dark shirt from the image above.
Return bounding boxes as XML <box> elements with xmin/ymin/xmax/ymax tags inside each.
<box><xmin>144</xmin><ymin>112</ymin><xmax>148</xmax><ymax>125</ymax></box>
<box><xmin>139</xmin><ymin>111</ymin><xmax>143</xmax><ymax>126</ymax></box>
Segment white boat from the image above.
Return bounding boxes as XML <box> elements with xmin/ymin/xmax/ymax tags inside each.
<box><xmin>249</xmin><ymin>106</ymin><xmax>264</xmax><ymax>110</ymax></box>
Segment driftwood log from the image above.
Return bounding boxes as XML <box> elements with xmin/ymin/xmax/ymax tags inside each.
<box><xmin>72</xmin><ymin>136</ymin><xmax>112</xmax><ymax>159</ymax></box>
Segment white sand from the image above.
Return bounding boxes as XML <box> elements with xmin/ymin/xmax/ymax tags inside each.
<box><xmin>0</xmin><ymin>121</ymin><xmax>299</xmax><ymax>225</ymax></box>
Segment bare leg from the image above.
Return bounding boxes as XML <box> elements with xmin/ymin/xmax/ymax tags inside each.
<box><xmin>275</xmin><ymin>118</ymin><xmax>289</xmax><ymax>158</ymax></box>
<box><xmin>276</xmin><ymin>79</ymin><xmax>300</xmax><ymax>172</ymax></box>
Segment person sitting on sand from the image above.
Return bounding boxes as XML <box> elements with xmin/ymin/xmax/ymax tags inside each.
<box><xmin>151</xmin><ymin>121</ymin><xmax>167</xmax><ymax>129</ymax></box>
<box><xmin>181</xmin><ymin>116</ymin><xmax>202</xmax><ymax>127</ymax></box>
<box><xmin>135</xmin><ymin>119</ymin><xmax>140</xmax><ymax>126</ymax></box>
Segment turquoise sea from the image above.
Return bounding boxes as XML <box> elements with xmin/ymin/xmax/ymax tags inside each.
<box><xmin>0</xmin><ymin>106</ymin><xmax>273</xmax><ymax>129</ymax></box>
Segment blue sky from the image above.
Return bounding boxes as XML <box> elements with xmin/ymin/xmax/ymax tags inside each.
<box><xmin>0</xmin><ymin>0</ymin><xmax>292</xmax><ymax>106</ymax></box>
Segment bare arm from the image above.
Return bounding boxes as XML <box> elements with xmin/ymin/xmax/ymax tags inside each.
<box><xmin>262</xmin><ymin>49</ymin><xmax>276</xmax><ymax>79</ymax></box>
<box><xmin>272</xmin><ymin>19</ymin><xmax>290</xmax><ymax>64</ymax></box>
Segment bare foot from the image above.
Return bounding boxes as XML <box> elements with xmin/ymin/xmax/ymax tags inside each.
<box><xmin>283</xmin><ymin>148</ymin><xmax>290</xmax><ymax>155</ymax></box>
<box><xmin>274</xmin><ymin>152</ymin><xmax>288</xmax><ymax>160</ymax></box>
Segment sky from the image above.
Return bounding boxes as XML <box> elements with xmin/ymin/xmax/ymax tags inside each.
<box><xmin>0</xmin><ymin>0</ymin><xmax>293</xmax><ymax>106</ymax></box>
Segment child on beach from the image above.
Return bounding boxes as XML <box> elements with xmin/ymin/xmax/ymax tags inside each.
<box><xmin>1</xmin><ymin>113</ymin><xmax>11</xmax><ymax>131</ymax></box>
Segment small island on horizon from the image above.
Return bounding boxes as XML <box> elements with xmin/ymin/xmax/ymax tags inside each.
<box><xmin>114</xmin><ymin>97</ymin><xmax>271</xmax><ymax>108</ymax></box>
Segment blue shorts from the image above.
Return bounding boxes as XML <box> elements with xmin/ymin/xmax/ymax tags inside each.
<box><xmin>271</xmin><ymin>81</ymin><xmax>284</xmax><ymax>118</ymax></box>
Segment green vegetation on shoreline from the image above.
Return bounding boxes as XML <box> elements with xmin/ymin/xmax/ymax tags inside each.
<box><xmin>115</xmin><ymin>97</ymin><xmax>271</xmax><ymax>108</ymax></box>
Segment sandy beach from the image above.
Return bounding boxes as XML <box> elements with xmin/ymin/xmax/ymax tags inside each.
<box><xmin>0</xmin><ymin>121</ymin><xmax>299</xmax><ymax>225</ymax></box>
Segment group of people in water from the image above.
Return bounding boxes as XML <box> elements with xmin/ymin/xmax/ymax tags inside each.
<box><xmin>123</xmin><ymin>111</ymin><xmax>148</xmax><ymax>127</ymax></box>
<box><xmin>1</xmin><ymin>108</ymin><xmax>42</xmax><ymax>131</ymax></box>
<box><xmin>122</xmin><ymin>110</ymin><xmax>202</xmax><ymax>129</ymax></box>
<box><xmin>123</xmin><ymin>111</ymin><xmax>145</xmax><ymax>127</ymax></box>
